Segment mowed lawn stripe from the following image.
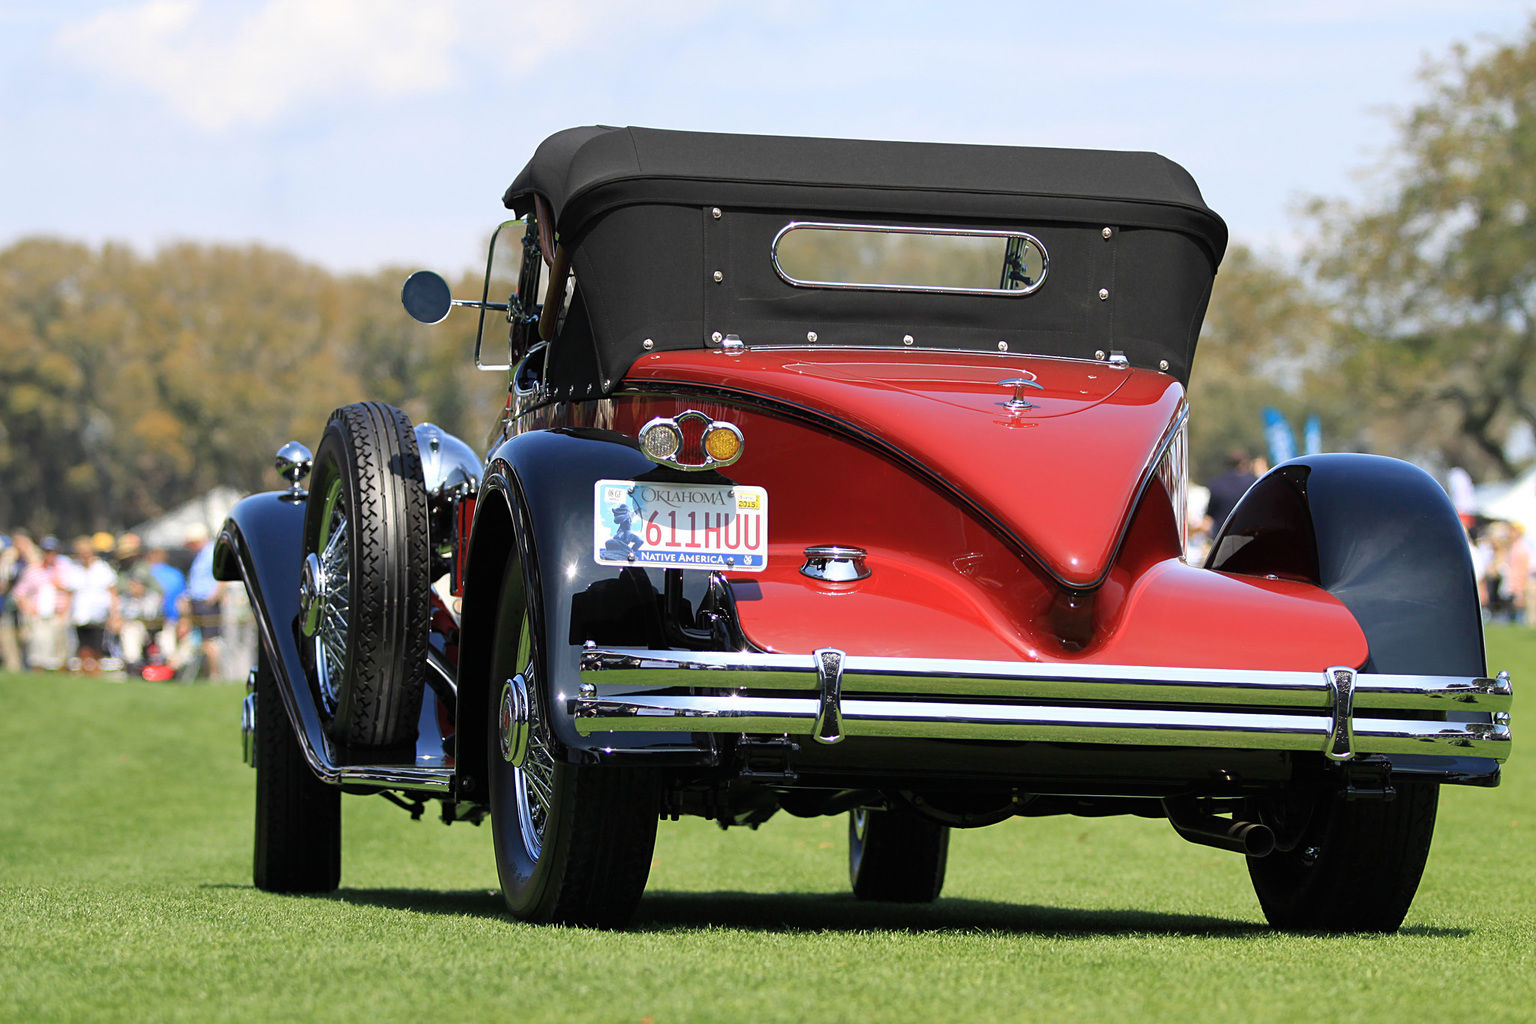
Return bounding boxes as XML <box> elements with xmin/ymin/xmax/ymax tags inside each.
<box><xmin>1</xmin><ymin>631</ymin><xmax>1533</xmax><ymax>1022</ymax></box>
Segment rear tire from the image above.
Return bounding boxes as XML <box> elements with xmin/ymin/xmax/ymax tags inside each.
<box><xmin>487</xmin><ymin>546</ymin><xmax>659</xmax><ymax>928</ymax></box>
<box><xmin>848</xmin><ymin>808</ymin><xmax>949</xmax><ymax>903</ymax></box>
<box><xmin>1247</xmin><ymin>782</ymin><xmax>1438</xmax><ymax>932</ymax></box>
<box><xmin>253</xmin><ymin>642</ymin><xmax>340</xmax><ymax>893</ymax></box>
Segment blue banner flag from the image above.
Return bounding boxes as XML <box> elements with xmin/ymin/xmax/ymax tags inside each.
<box><xmin>1262</xmin><ymin>406</ymin><xmax>1297</xmax><ymax>465</ymax></box>
<box><xmin>1303</xmin><ymin>415</ymin><xmax>1322</xmax><ymax>456</ymax></box>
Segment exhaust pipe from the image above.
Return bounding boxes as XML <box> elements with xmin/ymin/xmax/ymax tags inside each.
<box><xmin>1162</xmin><ymin>798</ymin><xmax>1275</xmax><ymax>858</ymax></box>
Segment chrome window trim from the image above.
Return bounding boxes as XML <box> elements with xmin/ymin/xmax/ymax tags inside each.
<box><xmin>770</xmin><ymin>221</ymin><xmax>1050</xmax><ymax>297</ymax></box>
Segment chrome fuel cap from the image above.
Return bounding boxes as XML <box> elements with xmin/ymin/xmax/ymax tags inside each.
<box><xmin>800</xmin><ymin>545</ymin><xmax>870</xmax><ymax>583</ymax></box>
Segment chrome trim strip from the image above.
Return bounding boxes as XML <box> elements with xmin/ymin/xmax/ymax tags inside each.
<box><xmin>578</xmin><ymin>648</ymin><xmax>1513</xmax><ymax>712</ymax></box>
<box><xmin>575</xmin><ymin>647</ymin><xmax>1512</xmax><ymax>759</ymax></box>
<box><xmin>770</xmin><ymin>221</ymin><xmax>1049</xmax><ymax>297</ymax></box>
<box><xmin>570</xmin><ymin>692</ymin><xmax>1510</xmax><ymax>758</ymax></box>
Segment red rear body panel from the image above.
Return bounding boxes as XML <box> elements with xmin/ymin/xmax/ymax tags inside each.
<box><xmin>546</xmin><ymin>349</ymin><xmax>1370</xmax><ymax>672</ymax></box>
<box><xmin>625</xmin><ymin>349</ymin><xmax>1181</xmax><ymax>588</ymax></box>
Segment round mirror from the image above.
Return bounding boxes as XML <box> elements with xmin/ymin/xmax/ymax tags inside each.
<box><xmin>401</xmin><ymin>270</ymin><xmax>453</xmax><ymax>324</ymax></box>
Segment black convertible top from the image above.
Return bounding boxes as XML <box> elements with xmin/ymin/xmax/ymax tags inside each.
<box><xmin>499</xmin><ymin>126</ymin><xmax>1228</xmax><ymax>395</ymax></box>
<box><xmin>504</xmin><ymin>127</ymin><xmax>1224</xmax><ymax>247</ymax></box>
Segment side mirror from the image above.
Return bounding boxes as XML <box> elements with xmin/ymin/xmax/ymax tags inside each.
<box><xmin>401</xmin><ymin>270</ymin><xmax>453</xmax><ymax>325</ymax></box>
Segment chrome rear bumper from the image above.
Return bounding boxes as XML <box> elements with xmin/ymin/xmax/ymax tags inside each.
<box><xmin>574</xmin><ymin>647</ymin><xmax>1512</xmax><ymax>761</ymax></box>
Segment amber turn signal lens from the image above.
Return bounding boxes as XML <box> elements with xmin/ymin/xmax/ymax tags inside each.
<box><xmin>703</xmin><ymin>424</ymin><xmax>741</xmax><ymax>462</ymax></box>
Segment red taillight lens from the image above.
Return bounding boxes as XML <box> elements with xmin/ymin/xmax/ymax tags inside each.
<box><xmin>676</xmin><ymin>414</ymin><xmax>708</xmax><ymax>465</ymax></box>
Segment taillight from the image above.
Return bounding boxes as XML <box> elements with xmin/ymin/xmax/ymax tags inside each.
<box><xmin>639</xmin><ymin>411</ymin><xmax>744</xmax><ymax>470</ymax></box>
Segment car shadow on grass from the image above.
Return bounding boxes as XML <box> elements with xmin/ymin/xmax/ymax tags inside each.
<box><xmin>293</xmin><ymin>886</ymin><xmax>1453</xmax><ymax>938</ymax></box>
<box><xmin>208</xmin><ymin>885</ymin><xmax>1472</xmax><ymax>937</ymax></box>
<box><xmin>633</xmin><ymin>891</ymin><xmax>1264</xmax><ymax>936</ymax></box>
<box><xmin>633</xmin><ymin>893</ymin><xmax>1471</xmax><ymax>937</ymax></box>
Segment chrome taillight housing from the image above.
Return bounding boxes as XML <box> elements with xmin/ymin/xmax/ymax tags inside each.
<box><xmin>639</xmin><ymin>411</ymin><xmax>744</xmax><ymax>471</ymax></box>
<box><xmin>1155</xmin><ymin>412</ymin><xmax>1190</xmax><ymax>556</ymax></box>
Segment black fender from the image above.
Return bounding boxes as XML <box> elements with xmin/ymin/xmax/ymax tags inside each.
<box><xmin>1208</xmin><ymin>453</ymin><xmax>1497</xmax><ymax>785</ymax></box>
<box><xmin>213</xmin><ymin>493</ymin><xmax>330</xmax><ymax>772</ymax></box>
<box><xmin>454</xmin><ymin>427</ymin><xmax>717</xmax><ymax>804</ymax></box>
<box><xmin>216</xmin><ymin>491</ymin><xmax>455</xmax><ymax>789</ymax></box>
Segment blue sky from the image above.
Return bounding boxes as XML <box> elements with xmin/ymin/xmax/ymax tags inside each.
<box><xmin>1</xmin><ymin>1</ymin><xmax>1530</xmax><ymax>275</ymax></box>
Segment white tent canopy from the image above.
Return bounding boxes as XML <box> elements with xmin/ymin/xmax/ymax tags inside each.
<box><xmin>129</xmin><ymin>486</ymin><xmax>246</xmax><ymax>551</ymax></box>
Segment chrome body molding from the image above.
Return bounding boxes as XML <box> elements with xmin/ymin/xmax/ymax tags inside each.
<box><xmin>574</xmin><ymin>648</ymin><xmax>1513</xmax><ymax>760</ymax></box>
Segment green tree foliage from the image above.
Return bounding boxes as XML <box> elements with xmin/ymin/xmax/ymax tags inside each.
<box><xmin>1187</xmin><ymin>245</ymin><xmax>1347</xmax><ymax>483</ymax></box>
<box><xmin>0</xmin><ymin>239</ymin><xmax>505</xmax><ymax>536</ymax></box>
<box><xmin>1311</xmin><ymin>19</ymin><xmax>1536</xmax><ymax>477</ymax></box>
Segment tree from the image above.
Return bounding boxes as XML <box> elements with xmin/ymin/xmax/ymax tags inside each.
<box><xmin>0</xmin><ymin>238</ymin><xmax>508</xmax><ymax>538</ymax></box>
<box><xmin>1188</xmin><ymin>245</ymin><xmax>1348</xmax><ymax>483</ymax></box>
<box><xmin>1311</xmin><ymin>19</ymin><xmax>1536</xmax><ymax>478</ymax></box>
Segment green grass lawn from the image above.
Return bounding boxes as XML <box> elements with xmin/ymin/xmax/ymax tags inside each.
<box><xmin>4</xmin><ymin>633</ymin><xmax>1536</xmax><ymax>1023</ymax></box>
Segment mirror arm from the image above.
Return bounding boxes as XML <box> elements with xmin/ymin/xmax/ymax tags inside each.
<box><xmin>453</xmin><ymin>299</ymin><xmax>511</xmax><ymax>312</ymax></box>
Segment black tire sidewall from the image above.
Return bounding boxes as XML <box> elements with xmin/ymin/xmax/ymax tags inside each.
<box><xmin>302</xmin><ymin>403</ymin><xmax>430</xmax><ymax>748</ymax></box>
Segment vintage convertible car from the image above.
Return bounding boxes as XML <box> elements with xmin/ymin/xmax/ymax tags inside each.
<box><xmin>217</xmin><ymin>126</ymin><xmax>1512</xmax><ymax>931</ymax></box>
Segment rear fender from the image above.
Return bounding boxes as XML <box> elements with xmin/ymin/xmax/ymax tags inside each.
<box><xmin>1209</xmin><ymin>453</ymin><xmax>1484</xmax><ymax>676</ymax></box>
<box><xmin>455</xmin><ymin>428</ymin><xmax>717</xmax><ymax>801</ymax></box>
<box><xmin>1208</xmin><ymin>453</ymin><xmax>1496</xmax><ymax>786</ymax></box>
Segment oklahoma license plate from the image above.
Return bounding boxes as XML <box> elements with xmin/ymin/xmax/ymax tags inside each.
<box><xmin>594</xmin><ymin>480</ymin><xmax>768</xmax><ymax>571</ymax></box>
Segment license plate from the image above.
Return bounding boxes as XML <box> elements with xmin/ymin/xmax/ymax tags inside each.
<box><xmin>594</xmin><ymin>480</ymin><xmax>768</xmax><ymax>571</ymax></box>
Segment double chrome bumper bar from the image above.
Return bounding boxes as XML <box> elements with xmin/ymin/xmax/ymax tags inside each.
<box><xmin>574</xmin><ymin>648</ymin><xmax>1513</xmax><ymax>761</ymax></box>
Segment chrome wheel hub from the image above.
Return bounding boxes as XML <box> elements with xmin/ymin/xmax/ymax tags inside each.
<box><xmin>499</xmin><ymin>675</ymin><xmax>531</xmax><ymax>767</ymax></box>
<box><xmin>299</xmin><ymin>553</ymin><xmax>326</xmax><ymax>636</ymax></box>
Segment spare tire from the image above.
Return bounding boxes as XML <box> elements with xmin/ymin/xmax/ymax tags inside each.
<box><xmin>300</xmin><ymin>402</ymin><xmax>431</xmax><ymax>748</ymax></box>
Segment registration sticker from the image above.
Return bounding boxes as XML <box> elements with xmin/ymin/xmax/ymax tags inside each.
<box><xmin>594</xmin><ymin>480</ymin><xmax>768</xmax><ymax>571</ymax></box>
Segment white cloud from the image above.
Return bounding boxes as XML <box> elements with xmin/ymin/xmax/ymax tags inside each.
<box><xmin>54</xmin><ymin>0</ymin><xmax>729</xmax><ymax>132</ymax></box>
<box><xmin>56</xmin><ymin>0</ymin><xmax>461</xmax><ymax>130</ymax></box>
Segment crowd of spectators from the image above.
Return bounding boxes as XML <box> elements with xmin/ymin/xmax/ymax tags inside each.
<box><xmin>0</xmin><ymin>525</ymin><xmax>226</xmax><ymax>679</ymax></box>
<box><xmin>1469</xmin><ymin>517</ymin><xmax>1533</xmax><ymax>624</ymax></box>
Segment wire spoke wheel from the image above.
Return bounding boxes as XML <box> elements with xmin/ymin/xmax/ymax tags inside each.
<box><xmin>309</xmin><ymin>485</ymin><xmax>352</xmax><ymax>713</ymax></box>
<box><xmin>511</xmin><ymin>613</ymin><xmax>557</xmax><ymax>862</ymax></box>
<box><xmin>487</xmin><ymin>532</ymin><xmax>661</xmax><ymax>928</ymax></box>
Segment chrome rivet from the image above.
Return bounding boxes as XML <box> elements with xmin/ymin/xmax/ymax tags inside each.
<box><xmin>711</xmin><ymin>331</ymin><xmax>723</xmax><ymax>343</ymax></box>
<box><xmin>711</xmin><ymin>207</ymin><xmax>722</xmax><ymax>219</ymax></box>
<box><xmin>602</xmin><ymin>379</ymin><xmax>611</xmax><ymax>390</ymax></box>
<box><xmin>807</xmin><ymin>331</ymin><xmax>818</xmax><ymax>343</ymax></box>
<box><xmin>1159</xmin><ymin>360</ymin><xmax>1169</xmax><ymax>371</ymax></box>
<box><xmin>1095</xmin><ymin>350</ymin><xmax>1107</xmax><ymax>360</ymax></box>
<box><xmin>1102</xmin><ymin>227</ymin><xmax>1113</xmax><ymax>239</ymax></box>
<box><xmin>726</xmin><ymin>557</ymin><xmax>735</xmax><ymax>567</ymax></box>
<box><xmin>998</xmin><ymin>341</ymin><xmax>1008</xmax><ymax>352</ymax></box>
<box><xmin>903</xmin><ymin>334</ymin><xmax>914</xmax><ymax>346</ymax></box>
<box><xmin>1098</xmin><ymin>288</ymin><xmax>1110</xmax><ymax>300</ymax></box>
<box><xmin>713</xmin><ymin>270</ymin><xmax>723</xmax><ymax>283</ymax></box>
<box><xmin>643</xmin><ymin>338</ymin><xmax>654</xmax><ymax>350</ymax></box>
<box><xmin>627</xmin><ymin>552</ymin><xmax>636</xmax><ymax>562</ymax></box>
